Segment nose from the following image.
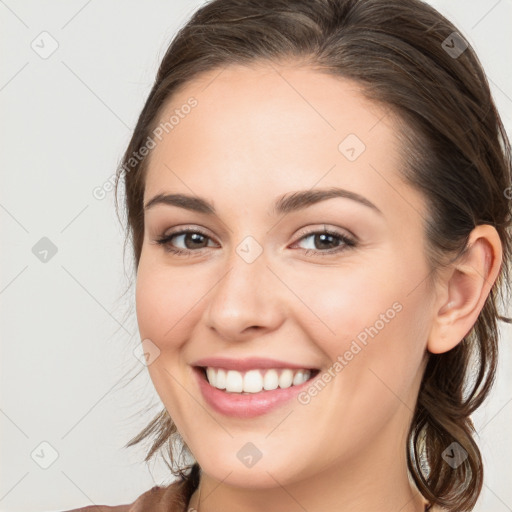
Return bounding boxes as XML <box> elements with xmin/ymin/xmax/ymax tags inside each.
<box><xmin>203</xmin><ymin>247</ymin><xmax>285</xmax><ymax>342</ymax></box>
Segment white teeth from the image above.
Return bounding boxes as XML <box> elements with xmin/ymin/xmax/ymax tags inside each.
<box><xmin>263</xmin><ymin>369</ymin><xmax>279</xmax><ymax>390</ymax></box>
<box><xmin>293</xmin><ymin>370</ymin><xmax>306</xmax><ymax>386</ymax></box>
<box><xmin>206</xmin><ymin>367</ymin><xmax>217</xmax><ymax>387</ymax></box>
<box><xmin>278</xmin><ymin>369</ymin><xmax>294</xmax><ymax>389</ymax></box>
<box><xmin>207</xmin><ymin>367</ymin><xmax>227</xmax><ymax>389</ymax></box>
<box><xmin>204</xmin><ymin>367</ymin><xmax>313</xmax><ymax>393</ymax></box>
<box><xmin>216</xmin><ymin>368</ymin><xmax>227</xmax><ymax>389</ymax></box>
<box><xmin>243</xmin><ymin>370</ymin><xmax>263</xmax><ymax>393</ymax></box>
<box><xmin>226</xmin><ymin>370</ymin><xmax>243</xmax><ymax>392</ymax></box>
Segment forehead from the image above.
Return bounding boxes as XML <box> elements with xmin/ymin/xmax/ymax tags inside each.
<box><xmin>149</xmin><ymin>62</ymin><xmax>392</xmax><ymax>166</ymax></box>
<box><xmin>143</xmin><ymin>62</ymin><xmax>425</xmax><ymax>222</ymax></box>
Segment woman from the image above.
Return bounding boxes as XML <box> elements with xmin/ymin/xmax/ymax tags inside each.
<box><xmin>65</xmin><ymin>0</ymin><xmax>511</xmax><ymax>510</ymax></box>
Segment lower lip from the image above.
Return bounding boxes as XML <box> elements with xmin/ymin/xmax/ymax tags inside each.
<box><xmin>193</xmin><ymin>367</ymin><xmax>318</xmax><ymax>418</ymax></box>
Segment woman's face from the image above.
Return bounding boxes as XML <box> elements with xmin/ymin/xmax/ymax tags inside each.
<box><xmin>136</xmin><ymin>62</ymin><xmax>437</xmax><ymax>488</ymax></box>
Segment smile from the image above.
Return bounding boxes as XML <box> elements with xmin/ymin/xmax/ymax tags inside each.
<box><xmin>203</xmin><ymin>367</ymin><xmax>315</xmax><ymax>393</ymax></box>
<box><xmin>193</xmin><ymin>365</ymin><xmax>320</xmax><ymax>418</ymax></box>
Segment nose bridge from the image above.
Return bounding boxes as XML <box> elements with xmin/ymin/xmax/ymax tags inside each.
<box><xmin>204</xmin><ymin>237</ymin><xmax>282</xmax><ymax>339</ymax></box>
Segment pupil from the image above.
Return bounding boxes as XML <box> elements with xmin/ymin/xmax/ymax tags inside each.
<box><xmin>316</xmin><ymin>233</ymin><xmax>337</xmax><ymax>249</ymax></box>
<box><xmin>186</xmin><ymin>233</ymin><xmax>206</xmax><ymax>249</ymax></box>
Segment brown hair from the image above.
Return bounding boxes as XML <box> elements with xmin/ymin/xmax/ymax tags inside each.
<box><xmin>115</xmin><ymin>0</ymin><xmax>512</xmax><ymax>510</ymax></box>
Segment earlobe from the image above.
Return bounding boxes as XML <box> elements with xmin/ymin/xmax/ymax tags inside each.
<box><xmin>427</xmin><ymin>225</ymin><xmax>502</xmax><ymax>355</ymax></box>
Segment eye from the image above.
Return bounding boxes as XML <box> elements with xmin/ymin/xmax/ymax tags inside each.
<box><xmin>292</xmin><ymin>227</ymin><xmax>357</xmax><ymax>256</ymax></box>
<box><xmin>153</xmin><ymin>225</ymin><xmax>357</xmax><ymax>257</ymax></box>
<box><xmin>154</xmin><ymin>227</ymin><xmax>218</xmax><ymax>256</ymax></box>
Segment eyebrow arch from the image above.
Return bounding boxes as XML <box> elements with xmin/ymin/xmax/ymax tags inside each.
<box><xmin>144</xmin><ymin>187</ymin><xmax>382</xmax><ymax>216</ymax></box>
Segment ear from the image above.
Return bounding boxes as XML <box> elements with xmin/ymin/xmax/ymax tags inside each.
<box><xmin>427</xmin><ymin>224</ymin><xmax>503</xmax><ymax>354</ymax></box>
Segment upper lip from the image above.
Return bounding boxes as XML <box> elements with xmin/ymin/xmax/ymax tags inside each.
<box><xmin>191</xmin><ymin>357</ymin><xmax>319</xmax><ymax>372</ymax></box>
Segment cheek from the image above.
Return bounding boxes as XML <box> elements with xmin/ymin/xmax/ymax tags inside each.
<box><xmin>134</xmin><ymin>261</ymin><xmax>204</xmax><ymax>423</ymax></box>
<box><xmin>135</xmin><ymin>260</ymin><xmax>207</xmax><ymax>347</ymax></box>
<box><xmin>292</xmin><ymin>260</ymin><xmax>408</xmax><ymax>345</ymax></box>
<box><xmin>303</xmin><ymin>279</ymin><xmax>429</xmax><ymax>440</ymax></box>
<box><xmin>297</xmin><ymin>254</ymin><xmax>431</xmax><ymax>392</ymax></box>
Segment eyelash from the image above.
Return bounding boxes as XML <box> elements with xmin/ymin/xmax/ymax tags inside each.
<box><xmin>154</xmin><ymin>227</ymin><xmax>357</xmax><ymax>257</ymax></box>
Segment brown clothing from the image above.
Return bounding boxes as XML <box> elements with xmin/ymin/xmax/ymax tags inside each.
<box><xmin>61</xmin><ymin>478</ymin><xmax>193</xmax><ymax>512</ymax></box>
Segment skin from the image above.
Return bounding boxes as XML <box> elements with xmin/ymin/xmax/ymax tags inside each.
<box><xmin>135</xmin><ymin>61</ymin><xmax>502</xmax><ymax>512</ymax></box>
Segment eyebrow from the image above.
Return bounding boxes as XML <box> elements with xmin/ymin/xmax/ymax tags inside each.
<box><xmin>144</xmin><ymin>187</ymin><xmax>383</xmax><ymax>216</ymax></box>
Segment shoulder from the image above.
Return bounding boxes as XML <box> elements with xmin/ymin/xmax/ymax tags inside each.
<box><xmin>61</xmin><ymin>478</ymin><xmax>190</xmax><ymax>512</ymax></box>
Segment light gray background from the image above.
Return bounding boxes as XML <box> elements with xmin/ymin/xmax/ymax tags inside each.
<box><xmin>1</xmin><ymin>1</ymin><xmax>511</xmax><ymax>511</ymax></box>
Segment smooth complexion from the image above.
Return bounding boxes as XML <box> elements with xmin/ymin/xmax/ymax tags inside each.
<box><xmin>135</xmin><ymin>61</ymin><xmax>502</xmax><ymax>512</ymax></box>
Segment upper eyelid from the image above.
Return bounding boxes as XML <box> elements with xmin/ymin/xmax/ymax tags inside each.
<box><xmin>164</xmin><ymin>226</ymin><xmax>216</xmax><ymax>240</ymax></box>
<box><xmin>294</xmin><ymin>224</ymin><xmax>357</xmax><ymax>242</ymax></box>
